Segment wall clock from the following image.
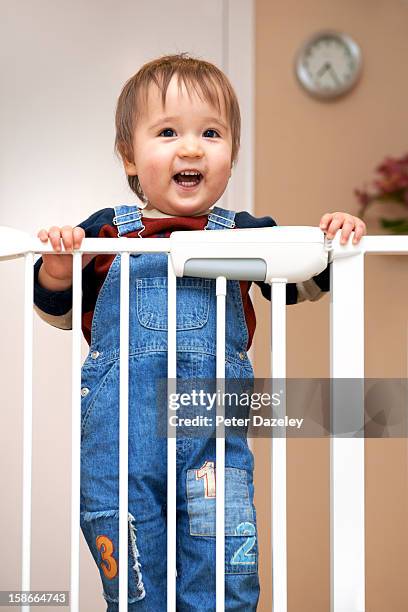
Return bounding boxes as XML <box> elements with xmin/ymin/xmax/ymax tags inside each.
<box><xmin>295</xmin><ymin>30</ymin><xmax>362</xmax><ymax>99</ymax></box>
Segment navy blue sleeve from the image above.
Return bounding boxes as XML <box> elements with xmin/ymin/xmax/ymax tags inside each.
<box><xmin>234</xmin><ymin>211</ymin><xmax>330</xmax><ymax>303</ymax></box>
<box><xmin>33</xmin><ymin>208</ymin><xmax>113</xmax><ymax>315</ymax></box>
<box><xmin>234</xmin><ymin>211</ymin><xmax>278</xmax><ymax>231</ymax></box>
<box><xmin>311</xmin><ymin>264</ymin><xmax>330</xmax><ymax>291</ymax></box>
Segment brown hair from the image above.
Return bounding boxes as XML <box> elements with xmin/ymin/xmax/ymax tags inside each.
<box><xmin>115</xmin><ymin>52</ymin><xmax>241</xmax><ymax>201</ymax></box>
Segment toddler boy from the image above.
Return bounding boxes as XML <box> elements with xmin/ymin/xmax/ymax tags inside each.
<box><xmin>34</xmin><ymin>53</ymin><xmax>366</xmax><ymax>611</ymax></box>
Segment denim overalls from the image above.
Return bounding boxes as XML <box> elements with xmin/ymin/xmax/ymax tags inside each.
<box><xmin>79</xmin><ymin>205</ymin><xmax>260</xmax><ymax>611</ymax></box>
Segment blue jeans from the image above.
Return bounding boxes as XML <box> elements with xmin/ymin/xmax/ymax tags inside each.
<box><xmin>79</xmin><ymin>208</ymin><xmax>260</xmax><ymax>610</ymax></box>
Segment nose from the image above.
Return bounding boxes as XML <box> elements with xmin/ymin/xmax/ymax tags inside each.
<box><xmin>177</xmin><ymin>135</ymin><xmax>204</xmax><ymax>159</ymax></box>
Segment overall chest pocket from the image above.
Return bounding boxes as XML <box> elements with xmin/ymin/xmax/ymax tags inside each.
<box><xmin>136</xmin><ymin>277</ymin><xmax>211</xmax><ymax>331</ymax></box>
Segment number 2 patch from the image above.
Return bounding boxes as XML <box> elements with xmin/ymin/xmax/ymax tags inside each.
<box><xmin>230</xmin><ymin>522</ymin><xmax>257</xmax><ymax>566</ymax></box>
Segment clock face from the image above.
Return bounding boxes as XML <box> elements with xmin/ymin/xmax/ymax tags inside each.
<box><xmin>295</xmin><ymin>31</ymin><xmax>362</xmax><ymax>99</ymax></box>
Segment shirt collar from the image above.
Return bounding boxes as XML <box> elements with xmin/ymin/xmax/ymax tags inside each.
<box><xmin>141</xmin><ymin>205</ymin><xmax>213</xmax><ymax>219</ymax></box>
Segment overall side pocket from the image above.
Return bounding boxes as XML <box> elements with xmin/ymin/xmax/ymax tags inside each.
<box><xmin>80</xmin><ymin>360</ymin><xmax>118</xmax><ymax>442</ymax></box>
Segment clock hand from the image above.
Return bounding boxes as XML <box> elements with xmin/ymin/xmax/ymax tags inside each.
<box><xmin>328</xmin><ymin>64</ymin><xmax>341</xmax><ymax>87</ymax></box>
<box><xmin>316</xmin><ymin>62</ymin><xmax>330</xmax><ymax>78</ymax></box>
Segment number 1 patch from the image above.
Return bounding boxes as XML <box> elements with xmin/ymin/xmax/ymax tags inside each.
<box><xmin>196</xmin><ymin>460</ymin><xmax>216</xmax><ymax>498</ymax></box>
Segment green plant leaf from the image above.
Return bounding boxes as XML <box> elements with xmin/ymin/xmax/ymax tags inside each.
<box><xmin>380</xmin><ymin>217</ymin><xmax>408</xmax><ymax>234</ymax></box>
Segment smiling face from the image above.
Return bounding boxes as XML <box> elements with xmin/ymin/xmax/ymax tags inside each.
<box><xmin>123</xmin><ymin>74</ymin><xmax>233</xmax><ymax>216</ymax></box>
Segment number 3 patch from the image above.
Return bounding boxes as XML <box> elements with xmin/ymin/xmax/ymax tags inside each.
<box><xmin>96</xmin><ymin>535</ymin><xmax>118</xmax><ymax>579</ymax></box>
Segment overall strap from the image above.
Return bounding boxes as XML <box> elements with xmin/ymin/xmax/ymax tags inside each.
<box><xmin>204</xmin><ymin>206</ymin><xmax>236</xmax><ymax>230</ymax></box>
<box><xmin>112</xmin><ymin>204</ymin><xmax>145</xmax><ymax>237</ymax></box>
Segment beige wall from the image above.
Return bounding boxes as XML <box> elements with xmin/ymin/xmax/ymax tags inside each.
<box><xmin>253</xmin><ymin>0</ymin><xmax>408</xmax><ymax>610</ymax></box>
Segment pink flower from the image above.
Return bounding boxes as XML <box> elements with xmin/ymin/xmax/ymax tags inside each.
<box><xmin>356</xmin><ymin>153</ymin><xmax>408</xmax><ymax>210</ymax></box>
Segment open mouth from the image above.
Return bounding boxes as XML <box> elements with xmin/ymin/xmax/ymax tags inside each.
<box><xmin>172</xmin><ymin>171</ymin><xmax>203</xmax><ymax>187</ymax></box>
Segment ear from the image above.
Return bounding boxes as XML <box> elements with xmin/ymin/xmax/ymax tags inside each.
<box><xmin>118</xmin><ymin>141</ymin><xmax>137</xmax><ymax>176</ymax></box>
<box><xmin>123</xmin><ymin>157</ymin><xmax>138</xmax><ymax>176</ymax></box>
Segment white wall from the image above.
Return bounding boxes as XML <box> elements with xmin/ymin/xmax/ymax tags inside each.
<box><xmin>0</xmin><ymin>1</ymin><xmax>253</xmax><ymax>608</ymax></box>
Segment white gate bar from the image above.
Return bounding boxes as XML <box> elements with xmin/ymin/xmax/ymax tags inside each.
<box><xmin>70</xmin><ymin>252</ymin><xmax>82</xmax><ymax>612</ymax></box>
<box><xmin>119</xmin><ymin>252</ymin><xmax>130</xmax><ymax>612</ymax></box>
<box><xmin>21</xmin><ymin>253</ymin><xmax>34</xmax><ymax>612</ymax></box>
<box><xmin>330</xmin><ymin>250</ymin><xmax>365</xmax><ymax>612</ymax></box>
<box><xmin>216</xmin><ymin>276</ymin><xmax>227</xmax><ymax>612</ymax></box>
<box><xmin>60</xmin><ymin>237</ymin><xmax>172</xmax><ymax>254</ymax></box>
<box><xmin>167</xmin><ymin>258</ymin><xmax>177</xmax><ymax>611</ymax></box>
<box><xmin>355</xmin><ymin>235</ymin><xmax>408</xmax><ymax>254</ymax></box>
<box><xmin>271</xmin><ymin>279</ymin><xmax>287</xmax><ymax>612</ymax></box>
<box><xmin>6</xmin><ymin>231</ymin><xmax>408</xmax><ymax>260</ymax></box>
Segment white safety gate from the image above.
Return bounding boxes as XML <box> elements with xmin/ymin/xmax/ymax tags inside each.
<box><xmin>1</xmin><ymin>225</ymin><xmax>407</xmax><ymax>612</ymax></box>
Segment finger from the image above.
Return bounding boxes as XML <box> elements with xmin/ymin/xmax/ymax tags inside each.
<box><xmin>37</xmin><ymin>229</ymin><xmax>49</xmax><ymax>242</ymax></box>
<box><xmin>352</xmin><ymin>221</ymin><xmax>367</xmax><ymax>244</ymax></box>
<box><xmin>340</xmin><ymin>219</ymin><xmax>355</xmax><ymax>244</ymax></box>
<box><xmin>72</xmin><ymin>226</ymin><xmax>85</xmax><ymax>249</ymax></box>
<box><xmin>319</xmin><ymin>213</ymin><xmax>334</xmax><ymax>230</ymax></box>
<box><xmin>61</xmin><ymin>226</ymin><xmax>74</xmax><ymax>251</ymax></box>
<box><xmin>48</xmin><ymin>226</ymin><xmax>63</xmax><ymax>251</ymax></box>
<box><xmin>325</xmin><ymin>215</ymin><xmax>344</xmax><ymax>239</ymax></box>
